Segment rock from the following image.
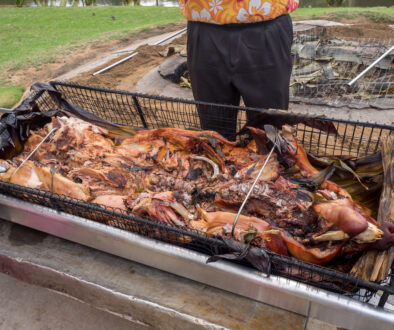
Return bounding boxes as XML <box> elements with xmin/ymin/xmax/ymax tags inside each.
<box><xmin>158</xmin><ymin>56</ymin><xmax>188</xmax><ymax>84</ymax></box>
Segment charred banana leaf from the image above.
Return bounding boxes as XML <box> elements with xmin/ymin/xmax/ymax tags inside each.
<box><xmin>30</xmin><ymin>83</ymin><xmax>137</xmax><ymax>137</ymax></box>
<box><xmin>206</xmin><ymin>238</ymin><xmax>271</xmax><ymax>276</ymax></box>
<box><xmin>239</xmin><ymin>109</ymin><xmax>337</xmax><ymax>136</ymax></box>
<box><xmin>0</xmin><ymin>107</ymin><xmax>59</xmax><ymax>159</ymax></box>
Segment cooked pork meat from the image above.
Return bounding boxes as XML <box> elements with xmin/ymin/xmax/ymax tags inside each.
<box><xmin>1</xmin><ymin>116</ymin><xmax>391</xmax><ymax>267</ymax></box>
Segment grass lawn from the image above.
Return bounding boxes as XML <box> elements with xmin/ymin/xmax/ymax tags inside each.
<box><xmin>291</xmin><ymin>7</ymin><xmax>394</xmax><ymax>22</ymax></box>
<box><xmin>0</xmin><ymin>85</ymin><xmax>25</xmax><ymax>109</ymax></box>
<box><xmin>0</xmin><ymin>6</ymin><xmax>393</xmax><ymax>108</ymax></box>
<box><xmin>0</xmin><ymin>6</ymin><xmax>184</xmax><ymax>72</ymax></box>
<box><xmin>0</xmin><ymin>6</ymin><xmax>184</xmax><ymax>107</ymax></box>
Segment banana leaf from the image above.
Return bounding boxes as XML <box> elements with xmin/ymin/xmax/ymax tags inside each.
<box><xmin>0</xmin><ymin>107</ymin><xmax>60</xmax><ymax>159</ymax></box>
<box><xmin>30</xmin><ymin>83</ymin><xmax>136</xmax><ymax>137</ymax></box>
<box><xmin>308</xmin><ymin>154</ymin><xmax>370</xmax><ymax>189</ymax></box>
<box><xmin>308</xmin><ymin>152</ymin><xmax>384</xmax><ymax>217</ymax></box>
<box><xmin>238</xmin><ymin>109</ymin><xmax>337</xmax><ymax>136</ymax></box>
<box><xmin>289</xmin><ymin>164</ymin><xmax>336</xmax><ymax>191</ymax></box>
<box><xmin>206</xmin><ymin>238</ymin><xmax>271</xmax><ymax>276</ymax></box>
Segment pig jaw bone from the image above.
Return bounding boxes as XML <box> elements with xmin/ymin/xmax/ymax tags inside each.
<box><xmin>312</xmin><ymin>222</ymin><xmax>383</xmax><ymax>244</ymax></box>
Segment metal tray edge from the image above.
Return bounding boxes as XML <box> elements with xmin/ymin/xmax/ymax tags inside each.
<box><xmin>0</xmin><ymin>194</ymin><xmax>393</xmax><ymax>329</ymax></box>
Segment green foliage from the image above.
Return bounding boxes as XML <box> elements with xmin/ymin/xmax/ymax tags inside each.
<box><xmin>326</xmin><ymin>0</ymin><xmax>343</xmax><ymax>7</ymax></box>
<box><xmin>0</xmin><ymin>6</ymin><xmax>183</xmax><ymax>107</ymax></box>
<box><xmin>15</xmin><ymin>0</ymin><xmax>24</xmax><ymax>7</ymax></box>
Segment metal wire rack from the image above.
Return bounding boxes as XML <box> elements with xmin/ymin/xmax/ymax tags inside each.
<box><xmin>2</xmin><ymin>81</ymin><xmax>394</xmax><ymax>307</ymax></box>
<box><xmin>291</xmin><ymin>24</ymin><xmax>393</xmax><ymax>110</ymax></box>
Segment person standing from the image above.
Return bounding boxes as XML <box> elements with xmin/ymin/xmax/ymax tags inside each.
<box><xmin>179</xmin><ymin>0</ymin><xmax>298</xmax><ymax>140</ymax></box>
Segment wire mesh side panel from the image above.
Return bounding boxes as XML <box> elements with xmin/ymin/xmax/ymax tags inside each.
<box><xmin>22</xmin><ymin>82</ymin><xmax>394</xmax><ymax>302</ymax></box>
<box><xmin>291</xmin><ymin>25</ymin><xmax>393</xmax><ymax>110</ymax></box>
<box><xmin>0</xmin><ymin>181</ymin><xmax>224</xmax><ymax>256</ymax></box>
<box><xmin>0</xmin><ymin>180</ymin><xmax>391</xmax><ymax>302</ymax></box>
<box><xmin>294</xmin><ymin>121</ymin><xmax>393</xmax><ymax>157</ymax></box>
<box><xmin>41</xmin><ymin>82</ymin><xmax>394</xmax><ymax>158</ymax></box>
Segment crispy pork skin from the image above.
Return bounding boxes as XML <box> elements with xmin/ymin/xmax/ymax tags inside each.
<box><xmin>313</xmin><ymin>199</ymin><xmax>368</xmax><ymax>236</ymax></box>
<box><xmin>92</xmin><ymin>195</ymin><xmax>127</xmax><ymax>211</ymax></box>
<box><xmin>197</xmin><ymin>210</ymin><xmax>288</xmax><ymax>256</ymax></box>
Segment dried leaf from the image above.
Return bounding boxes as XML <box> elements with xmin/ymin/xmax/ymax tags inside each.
<box><xmin>239</xmin><ymin>109</ymin><xmax>337</xmax><ymax>135</ymax></box>
<box><xmin>290</xmin><ymin>164</ymin><xmax>335</xmax><ymax>191</ymax></box>
<box><xmin>206</xmin><ymin>238</ymin><xmax>271</xmax><ymax>276</ymax></box>
<box><xmin>0</xmin><ymin>107</ymin><xmax>60</xmax><ymax>159</ymax></box>
<box><xmin>31</xmin><ymin>83</ymin><xmax>136</xmax><ymax>137</ymax></box>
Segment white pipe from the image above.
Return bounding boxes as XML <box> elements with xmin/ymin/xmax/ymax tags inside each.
<box><xmin>347</xmin><ymin>45</ymin><xmax>394</xmax><ymax>87</ymax></box>
<box><xmin>93</xmin><ymin>52</ymin><xmax>139</xmax><ymax>76</ymax></box>
<box><xmin>92</xmin><ymin>28</ymin><xmax>187</xmax><ymax>76</ymax></box>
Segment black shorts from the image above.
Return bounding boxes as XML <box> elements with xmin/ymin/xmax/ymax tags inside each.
<box><xmin>187</xmin><ymin>15</ymin><xmax>293</xmax><ymax>140</ymax></box>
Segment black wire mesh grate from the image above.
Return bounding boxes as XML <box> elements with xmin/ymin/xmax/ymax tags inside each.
<box><xmin>2</xmin><ymin>81</ymin><xmax>393</xmax><ymax>306</ymax></box>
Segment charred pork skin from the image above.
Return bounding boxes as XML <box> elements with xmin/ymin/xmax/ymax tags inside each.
<box><xmin>1</xmin><ymin>116</ymin><xmax>392</xmax><ymax>269</ymax></box>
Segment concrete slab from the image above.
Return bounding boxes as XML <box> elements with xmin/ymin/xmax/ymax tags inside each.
<box><xmin>293</xmin><ymin>20</ymin><xmax>351</xmax><ymax>27</ymax></box>
<box><xmin>0</xmin><ymin>219</ymin><xmax>306</xmax><ymax>330</ymax></box>
<box><xmin>289</xmin><ymin>102</ymin><xmax>394</xmax><ymax>125</ymax></box>
<box><xmin>0</xmin><ymin>273</ymin><xmax>145</xmax><ymax>330</ymax></box>
<box><xmin>134</xmin><ymin>64</ymin><xmax>193</xmax><ymax>100</ymax></box>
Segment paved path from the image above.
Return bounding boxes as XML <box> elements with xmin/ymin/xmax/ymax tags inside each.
<box><xmin>0</xmin><ymin>220</ymin><xmax>309</xmax><ymax>330</ymax></box>
<box><xmin>0</xmin><ymin>273</ymin><xmax>144</xmax><ymax>330</ymax></box>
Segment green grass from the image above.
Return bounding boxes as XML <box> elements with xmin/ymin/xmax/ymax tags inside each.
<box><xmin>292</xmin><ymin>7</ymin><xmax>394</xmax><ymax>23</ymax></box>
<box><xmin>0</xmin><ymin>85</ymin><xmax>25</xmax><ymax>109</ymax></box>
<box><xmin>1</xmin><ymin>6</ymin><xmax>393</xmax><ymax>108</ymax></box>
<box><xmin>0</xmin><ymin>6</ymin><xmax>183</xmax><ymax>107</ymax></box>
<box><xmin>0</xmin><ymin>6</ymin><xmax>183</xmax><ymax>72</ymax></box>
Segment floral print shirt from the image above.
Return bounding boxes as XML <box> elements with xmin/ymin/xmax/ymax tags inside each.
<box><xmin>179</xmin><ymin>0</ymin><xmax>298</xmax><ymax>24</ymax></box>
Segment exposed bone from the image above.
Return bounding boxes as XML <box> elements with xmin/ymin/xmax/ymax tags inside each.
<box><xmin>170</xmin><ymin>202</ymin><xmax>195</xmax><ymax>220</ymax></box>
<box><xmin>352</xmin><ymin>222</ymin><xmax>383</xmax><ymax>244</ymax></box>
<box><xmin>307</xmin><ymin>222</ymin><xmax>383</xmax><ymax>244</ymax></box>
<box><xmin>192</xmin><ymin>155</ymin><xmax>219</xmax><ymax>180</ymax></box>
<box><xmin>165</xmin><ymin>209</ymin><xmax>184</xmax><ymax>227</ymax></box>
<box><xmin>307</xmin><ymin>231</ymin><xmax>350</xmax><ymax>243</ymax></box>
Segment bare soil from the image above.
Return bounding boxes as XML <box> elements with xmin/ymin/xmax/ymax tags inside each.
<box><xmin>73</xmin><ymin>34</ymin><xmax>187</xmax><ymax>91</ymax></box>
<box><xmin>325</xmin><ymin>22</ymin><xmax>394</xmax><ymax>40</ymax></box>
<box><xmin>4</xmin><ymin>19</ymin><xmax>393</xmax><ymax>104</ymax></box>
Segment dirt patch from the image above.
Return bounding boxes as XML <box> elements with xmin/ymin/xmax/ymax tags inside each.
<box><xmin>325</xmin><ymin>23</ymin><xmax>393</xmax><ymax>40</ymax></box>
<box><xmin>72</xmin><ymin>34</ymin><xmax>187</xmax><ymax>92</ymax></box>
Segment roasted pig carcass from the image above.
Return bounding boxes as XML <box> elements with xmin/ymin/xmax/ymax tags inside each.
<box><xmin>0</xmin><ymin>115</ymin><xmax>392</xmax><ymax>269</ymax></box>
<box><xmin>192</xmin><ymin>209</ymin><xmax>288</xmax><ymax>256</ymax></box>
